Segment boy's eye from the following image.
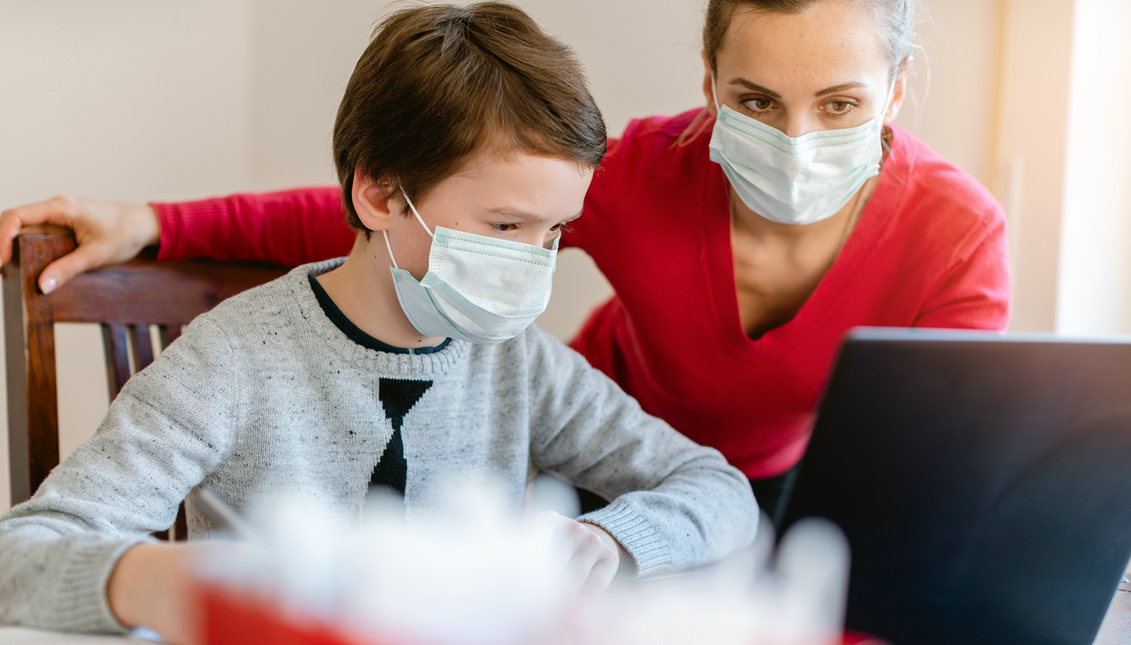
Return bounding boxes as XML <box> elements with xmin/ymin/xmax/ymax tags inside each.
<box><xmin>493</xmin><ymin>223</ymin><xmax>518</xmax><ymax>233</ymax></box>
<box><xmin>550</xmin><ymin>223</ymin><xmax>574</xmax><ymax>233</ymax></box>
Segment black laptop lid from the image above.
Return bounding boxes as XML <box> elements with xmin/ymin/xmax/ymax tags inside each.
<box><xmin>779</xmin><ymin>329</ymin><xmax>1131</xmax><ymax>645</ymax></box>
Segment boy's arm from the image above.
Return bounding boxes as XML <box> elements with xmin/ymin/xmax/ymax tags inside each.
<box><xmin>523</xmin><ymin>327</ymin><xmax>759</xmax><ymax>578</ymax></box>
<box><xmin>0</xmin><ymin>316</ymin><xmax>244</xmax><ymax>634</ymax></box>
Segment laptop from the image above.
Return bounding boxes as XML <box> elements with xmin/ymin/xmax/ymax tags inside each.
<box><xmin>778</xmin><ymin>328</ymin><xmax>1131</xmax><ymax>645</ymax></box>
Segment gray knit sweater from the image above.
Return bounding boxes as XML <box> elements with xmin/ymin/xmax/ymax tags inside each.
<box><xmin>0</xmin><ymin>260</ymin><xmax>758</xmax><ymax>634</ymax></box>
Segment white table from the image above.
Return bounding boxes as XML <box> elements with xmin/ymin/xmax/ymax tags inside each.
<box><xmin>1094</xmin><ymin>575</ymin><xmax>1131</xmax><ymax>645</ymax></box>
<box><xmin>0</xmin><ymin>630</ymin><xmax>152</xmax><ymax>644</ymax></box>
<box><xmin>3</xmin><ymin>581</ymin><xmax>1129</xmax><ymax>644</ymax></box>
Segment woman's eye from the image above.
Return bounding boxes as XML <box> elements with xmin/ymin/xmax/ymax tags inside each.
<box><xmin>744</xmin><ymin>97</ymin><xmax>774</xmax><ymax>112</ymax></box>
<box><xmin>825</xmin><ymin>100</ymin><xmax>856</xmax><ymax>114</ymax></box>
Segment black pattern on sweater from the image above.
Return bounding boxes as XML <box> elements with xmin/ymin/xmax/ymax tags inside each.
<box><xmin>370</xmin><ymin>378</ymin><xmax>433</xmax><ymax>496</ymax></box>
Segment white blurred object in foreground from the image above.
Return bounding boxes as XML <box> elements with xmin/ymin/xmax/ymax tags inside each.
<box><xmin>580</xmin><ymin>517</ymin><xmax>850</xmax><ymax>645</ymax></box>
<box><xmin>195</xmin><ymin>477</ymin><xmax>849</xmax><ymax>645</ymax></box>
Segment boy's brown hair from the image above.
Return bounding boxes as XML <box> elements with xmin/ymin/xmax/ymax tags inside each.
<box><xmin>333</xmin><ymin>2</ymin><xmax>607</xmax><ymax>235</ymax></box>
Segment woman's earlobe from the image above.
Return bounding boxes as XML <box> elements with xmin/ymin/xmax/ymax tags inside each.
<box><xmin>701</xmin><ymin>51</ymin><xmax>718</xmax><ymax>116</ymax></box>
<box><xmin>884</xmin><ymin>78</ymin><xmax>909</xmax><ymax>123</ymax></box>
<box><xmin>884</xmin><ymin>57</ymin><xmax>914</xmax><ymax>122</ymax></box>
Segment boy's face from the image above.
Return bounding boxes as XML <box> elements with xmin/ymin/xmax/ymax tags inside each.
<box><xmin>372</xmin><ymin>152</ymin><xmax>594</xmax><ymax>281</ymax></box>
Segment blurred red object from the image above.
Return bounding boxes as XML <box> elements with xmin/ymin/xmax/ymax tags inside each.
<box><xmin>197</xmin><ymin>583</ymin><xmax>373</xmax><ymax>645</ymax></box>
<box><xmin>198</xmin><ymin>581</ymin><xmax>887</xmax><ymax>645</ymax></box>
<box><xmin>842</xmin><ymin>633</ymin><xmax>891</xmax><ymax>645</ymax></box>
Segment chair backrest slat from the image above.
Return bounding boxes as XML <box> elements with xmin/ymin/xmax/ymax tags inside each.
<box><xmin>4</xmin><ymin>227</ymin><xmax>287</xmax><ymax>539</ymax></box>
<box><xmin>102</xmin><ymin>323</ymin><xmax>131</xmax><ymax>399</ymax></box>
<box><xmin>129</xmin><ymin>324</ymin><xmax>156</xmax><ymax>373</ymax></box>
<box><xmin>158</xmin><ymin>324</ymin><xmax>183</xmax><ymax>350</ymax></box>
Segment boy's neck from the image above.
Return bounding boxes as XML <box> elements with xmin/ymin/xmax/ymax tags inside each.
<box><xmin>315</xmin><ymin>234</ymin><xmax>447</xmax><ymax>350</ymax></box>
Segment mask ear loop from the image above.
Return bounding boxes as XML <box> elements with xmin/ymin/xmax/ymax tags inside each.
<box><xmin>382</xmin><ymin>230</ymin><xmax>400</xmax><ymax>270</ymax></box>
<box><xmin>383</xmin><ymin>188</ymin><xmax>435</xmax><ymax>271</ymax></box>
<box><xmin>711</xmin><ymin>74</ymin><xmax>722</xmax><ymax>114</ymax></box>
<box><xmin>400</xmin><ymin>189</ymin><xmax>434</xmax><ymax>239</ymax></box>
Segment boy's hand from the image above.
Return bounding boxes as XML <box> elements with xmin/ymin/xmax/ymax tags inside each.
<box><xmin>0</xmin><ymin>195</ymin><xmax>159</xmax><ymax>294</ymax></box>
<box><xmin>107</xmin><ymin>541</ymin><xmax>250</xmax><ymax>645</ymax></box>
<box><xmin>537</xmin><ymin>511</ymin><xmax>630</xmax><ymax>595</ymax></box>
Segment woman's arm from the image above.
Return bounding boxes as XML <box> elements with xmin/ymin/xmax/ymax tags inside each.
<box><xmin>0</xmin><ymin>186</ymin><xmax>350</xmax><ymax>294</ymax></box>
<box><xmin>154</xmin><ymin>186</ymin><xmax>351</xmax><ymax>264</ymax></box>
<box><xmin>913</xmin><ymin>215</ymin><xmax>1011</xmax><ymax>330</ymax></box>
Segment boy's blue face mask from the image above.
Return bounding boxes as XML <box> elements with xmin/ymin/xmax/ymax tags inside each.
<box><xmin>382</xmin><ymin>190</ymin><xmax>558</xmax><ymax>345</ymax></box>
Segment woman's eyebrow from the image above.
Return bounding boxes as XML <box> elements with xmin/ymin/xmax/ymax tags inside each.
<box><xmin>728</xmin><ymin>78</ymin><xmax>781</xmax><ymax>99</ymax></box>
<box><xmin>815</xmin><ymin>82</ymin><xmax>868</xmax><ymax>97</ymax></box>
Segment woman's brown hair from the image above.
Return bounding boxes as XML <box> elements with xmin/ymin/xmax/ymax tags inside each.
<box><xmin>333</xmin><ymin>2</ymin><xmax>607</xmax><ymax>234</ymax></box>
<box><xmin>703</xmin><ymin>0</ymin><xmax>918</xmax><ymax>78</ymax></box>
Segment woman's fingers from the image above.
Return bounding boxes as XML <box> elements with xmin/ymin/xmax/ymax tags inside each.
<box><xmin>38</xmin><ymin>242</ymin><xmax>112</xmax><ymax>294</ymax></box>
<box><xmin>0</xmin><ymin>195</ymin><xmax>159</xmax><ymax>293</ymax></box>
<box><xmin>0</xmin><ymin>195</ymin><xmax>80</xmax><ymax>265</ymax></box>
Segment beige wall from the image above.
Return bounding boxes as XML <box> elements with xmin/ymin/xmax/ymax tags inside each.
<box><xmin>1</xmin><ymin>1</ymin><xmax>1125</xmax><ymax>513</ymax></box>
<box><xmin>0</xmin><ymin>0</ymin><xmax>258</xmax><ymax>513</ymax></box>
<box><xmin>1056</xmin><ymin>0</ymin><xmax>1131</xmax><ymax>335</ymax></box>
<box><xmin>991</xmin><ymin>0</ymin><xmax>1079</xmax><ymax>332</ymax></box>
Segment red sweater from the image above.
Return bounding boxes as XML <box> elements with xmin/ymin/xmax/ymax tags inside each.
<box><xmin>155</xmin><ymin>110</ymin><xmax>1010</xmax><ymax>479</ymax></box>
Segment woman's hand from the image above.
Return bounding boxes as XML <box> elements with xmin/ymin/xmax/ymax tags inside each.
<box><xmin>107</xmin><ymin>541</ymin><xmax>249</xmax><ymax>645</ymax></box>
<box><xmin>537</xmin><ymin>511</ymin><xmax>632</xmax><ymax>595</ymax></box>
<box><xmin>0</xmin><ymin>195</ymin><xmax>159</xmax><ymax>294</ymax></box>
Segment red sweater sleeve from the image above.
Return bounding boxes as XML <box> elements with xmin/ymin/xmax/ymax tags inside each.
<box><xmin>904</xmin><ymin>187</ymin><xmax>1013</xmax><ymax>328</ymax></box>
<box><xmin>913</xmin><ymin>213</ymin><xmax>1011</xmax><ymax>331</ymax></box>
<box><xmin>153</xmin><ymin>186</ymin><xmax>353</xmax><ymax>265</ymax></box>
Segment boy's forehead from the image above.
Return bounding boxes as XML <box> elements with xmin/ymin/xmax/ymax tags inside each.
<box><xmin>438</xmin><ymin>150</ymin><xmax>593</xmax><ymax>216</ymax></box>
<box><xmin>455</xmin><ymin>146</ymin><xmax>591</xmax><ymax>177</ymax></box>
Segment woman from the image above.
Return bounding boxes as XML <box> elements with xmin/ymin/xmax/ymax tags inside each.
<box><xmin>0</xmin><ymin>0</ymin><xmax>1009</xmax><ymax>519</ymax></box>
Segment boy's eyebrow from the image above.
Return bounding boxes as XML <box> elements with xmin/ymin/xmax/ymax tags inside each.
<box><xmin>487</xmin><ymin>207</ymin><xmax>583</xmax><ymax>223</ymax></box>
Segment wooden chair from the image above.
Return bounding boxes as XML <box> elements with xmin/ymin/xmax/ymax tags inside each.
<box><xmin>4</xmin><ymin>226</ymin><xmax>287</xmax><ymax>539</ymax></box>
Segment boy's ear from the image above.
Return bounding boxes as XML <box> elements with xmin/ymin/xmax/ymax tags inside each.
<box><xmin>351</xmin><ymin>169</ymin><xmax>399</xmax><ymax>231</ymax></box>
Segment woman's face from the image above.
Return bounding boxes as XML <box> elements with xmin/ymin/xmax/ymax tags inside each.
<box><xmin>703</xmin><ymin>1</ymin><xmax>907</xmax><ymax>138</ymax></box>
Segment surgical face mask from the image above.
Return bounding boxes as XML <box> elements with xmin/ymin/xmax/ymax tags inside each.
<box><xmin>382</xmin><ymin>191</ymin><xmax>558</xmax><ymax>345</ymax></box>
<box><xmin>708</xmin><ymin>78</ymin><xmax>888</xmax><ymax>226</ymax></box>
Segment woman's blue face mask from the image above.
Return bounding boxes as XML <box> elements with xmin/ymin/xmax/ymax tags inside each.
<box><xmin>707</xmin><ymin>76</ymin><xmax>891</xmax><ymax>226</ymax></box>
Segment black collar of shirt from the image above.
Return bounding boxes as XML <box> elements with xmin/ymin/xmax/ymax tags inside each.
<box><xmin>307</xmin><ymin>273</ymin><xmax>451</xmax><ymax>355</ymax></box>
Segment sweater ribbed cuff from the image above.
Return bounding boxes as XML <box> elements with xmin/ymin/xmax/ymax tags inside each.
<box><xmin>53</xmin><ymin>537</ymin><xmax>150</xmax><ymax>634</ymax></box>
<box><xmin>580</xmin><ymin>501</ymin><xmax>670</xmax><ymax>578</ymax></box>
<box><xmin>152</xmin><ymin>200</ymin><xmax>219</xmax><ymax>262</ymax></box>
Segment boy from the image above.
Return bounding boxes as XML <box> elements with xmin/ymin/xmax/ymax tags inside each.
<box><xmin>0</xmin><ymin>3</ymin><xmax>758</xmax><ymax>642</ymax></box>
